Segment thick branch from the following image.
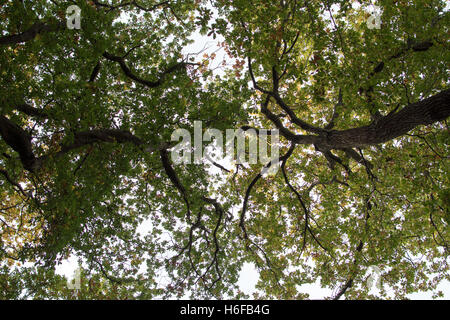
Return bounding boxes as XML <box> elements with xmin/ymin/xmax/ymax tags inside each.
<box><xmin>57</xmin><ymin>129</ymin><xmax>144</xmax><ymax>154</ymax></box>
<box><xmin>322</xmin><ymin>88</ymin><xmax>450</xmax><ymax>149</ymax></box>
<box><xmin>103</xmin><ymin>52</ymin><xmax>196</xmax><ymax>88</ymax></box>
<box><xmin>0</xmin><ymin>21</ymin><xmax>63</xmax><ymax>46</ymax></box>
<box><xmin>0</xmin><ymin>118</ymin><xmax>151</xmax><ymax>172</ymax></box>
<box><xmin>0</xmin><ymin>115</ymin><xmax>37</xmax><ymax>171</ymax></box>
<box><xmin>92</xmin><ymin>0</ymin><xmax>169</xmax><ymax>12</ymax></box>
<box><xmin>12</xmin><ymin>103</ymin><xmax>48</xmax><ymax>118</ymax></box>
<box><xmin>268</xmin><ymin>89</ymin><xmax>448</xmax><ymax>148</ymax></box>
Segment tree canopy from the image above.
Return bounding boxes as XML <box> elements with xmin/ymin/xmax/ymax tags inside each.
<box><xmin>0</xmin><ymin>0</ymin><xmax>449</xmax><ymax>299</ymax></box>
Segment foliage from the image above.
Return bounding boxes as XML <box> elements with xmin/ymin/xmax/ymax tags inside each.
<box><xmin>0</xmin><ymin>0</ymin><xmax>448</xmax><ymax>299</ymax></box>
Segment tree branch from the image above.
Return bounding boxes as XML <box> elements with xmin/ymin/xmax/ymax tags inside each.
<box><xmin>0</xmin><ymin>20</ymin><xmax>64</xmax><ymax>46</ymax></box>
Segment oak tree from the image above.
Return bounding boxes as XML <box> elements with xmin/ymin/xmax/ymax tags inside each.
<box><xmin>0</xmin><ymin>0</ymin><xmax>449</xmax><ymax>299</ymax></box>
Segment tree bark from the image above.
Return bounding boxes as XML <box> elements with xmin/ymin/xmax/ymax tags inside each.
<box><xmin>292</xmin><ymin>88</ymin><xmax>450</xmax><ymax>149</ymax></box>
<box><xmin>0</xmin><ymin>21</ymin><xmax>63</xmax><ymax>46</ymax></box>
<box><xmin>324</xmin><ymin>88</ymin><xmax>450</xmax><ymax>148</ymax></box>
<box><xmin>0</xmin><ymin>115</ymin><xmax>37</xmax><ymax>171</ymax></box>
